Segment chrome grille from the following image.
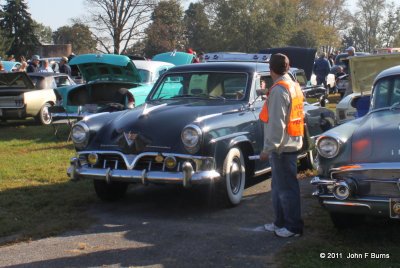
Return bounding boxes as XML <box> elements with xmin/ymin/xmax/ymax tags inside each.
<box><xmin>89</xmin><ymin>153</ymin><xmax>198</xmax><ymax>172</ymax></box>
<box><xmin>0</xmin><ymin>96</ymin><xmax>24</xmax><ymax>108</ymax></box>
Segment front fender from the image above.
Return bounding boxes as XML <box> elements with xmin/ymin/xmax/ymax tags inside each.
<box><xmin>212</xmin><ymin>134</ymin><xmax>253</xmax><ymax>170</ymax></box>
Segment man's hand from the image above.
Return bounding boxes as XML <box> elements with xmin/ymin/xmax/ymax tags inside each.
<box><xmin>260</xmin><ymin>151</ymin><xmax>269</xmax><ymax>162</ymax></box>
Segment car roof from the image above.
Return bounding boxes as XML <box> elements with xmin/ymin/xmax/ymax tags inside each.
<box><xmin>375</xmin><ymin>65</ymin><xmax>400</xmax><ymax>81</ymax></box>
<box><xmin>166</xmin><ymin>62</ymin><xmax>270</xmax><ymax>73</ymax></box>
<box><xmin>27</xmin><ymin>72</ymin><xmax>70</xmax><ymax>77</ymax></box>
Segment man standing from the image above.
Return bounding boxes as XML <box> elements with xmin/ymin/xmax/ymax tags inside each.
<box><xmin>259</xmin><ymin>53</ymin><xmax>304</xmax><ymax>238</ymax></box>
<box><xmin>26</xmin><ymin>55</ymin><xmax>41</xmax><ymax>73</ymax></box>
<box><xmin>313</xmin><ymin>52</ymin><xmax>330</xmax><ymax>88</ymax></box>
<box><xmin>59</xmin><ymin>56</ymin><xmax>71</xmax><ymax>76</ymax></box>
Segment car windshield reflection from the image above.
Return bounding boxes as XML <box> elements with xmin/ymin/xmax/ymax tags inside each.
<box><xmin>149</xmin><ymin>72</ymin><xmax>248</xmax><ymax>101</ymax></box>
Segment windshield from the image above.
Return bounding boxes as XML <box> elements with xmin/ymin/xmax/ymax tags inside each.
<box><xmin>138</xmin><ymin>69</ymin><xmax>152</xmax><ymax>83</ymax></box>
<box><xmin>149</xmin><ymin>72</ymin><xmax>248</xmax><ymax>100</ymax></box>
<box><xmin>371</xmin><ymin>76</ymin><xmax>400</xmax><ymax>110</ymax></box>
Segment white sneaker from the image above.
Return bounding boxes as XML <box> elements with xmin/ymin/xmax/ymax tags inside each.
<box><xmin>275</xmin><ymin>227</ymin><xmax>301</xmax><ymax>238</ymax></box>
<box><xmin>264</xmin><ymin>223</ymin><xmax>279</xmax><ymax>232</ymax></box>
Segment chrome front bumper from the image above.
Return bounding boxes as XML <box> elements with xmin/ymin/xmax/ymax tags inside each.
<box><xmin>67</xmin><ymin>151</ymin><xmax>221</xmax><ymax>188</ymax></box>
<box><xmin>310</xmin><ymin>163</ymin><xmax>400</xmax><ymax>219</ymax></box>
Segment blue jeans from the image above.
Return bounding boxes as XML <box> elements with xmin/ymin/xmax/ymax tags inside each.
<box><xmin>270</xmin><ymin>152</ymin><xmax>303</xmax><ymax>234</ymax></box>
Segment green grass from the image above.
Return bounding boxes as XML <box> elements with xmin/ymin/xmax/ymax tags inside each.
<box><xmin>0</xmin><ymin>121</ymin><xmax>97</xmax><ymax>243</ymax></box>
<box><xmin>277</xmin><ymin>200</ymin><xmax>400</xmax><ymax>268</ymax></box>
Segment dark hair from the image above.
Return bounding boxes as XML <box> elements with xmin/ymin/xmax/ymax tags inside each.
<box><xmin>269</xmin><ymin>53</ymin><xmax>289</xmax><ymax>75</ymax></box>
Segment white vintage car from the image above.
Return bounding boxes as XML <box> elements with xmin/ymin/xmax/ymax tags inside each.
<box><xmin>334</xmin><ymin>53</ymin><xmax>400</xmax><ymax>124</ymax></box>
<box><xmin>0</xmin><ymin>72</ymin><xmax>73</xmax><ymax>124</ymax></box>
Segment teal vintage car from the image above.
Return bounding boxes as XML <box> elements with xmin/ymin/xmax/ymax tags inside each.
<box><xmin>52</xmin><ymin>52</ymin><xmax>194</xmax><ymax>120</ymax></box>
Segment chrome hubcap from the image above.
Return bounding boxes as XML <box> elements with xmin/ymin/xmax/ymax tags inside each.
<box><xmin>229</xmin><ymin>157</ymin><xmax>242</xmax><ymax>194</ymax></box>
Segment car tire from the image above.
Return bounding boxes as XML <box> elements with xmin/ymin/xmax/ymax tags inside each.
<box><xmin>93</xmin><ymin>180</ymin><xmax>129</xmax><ymax>202</ymax></box>
<box><xmin>35</xmin><ymin>102</ymin><xmax>53</xmax><ymax>125</ymax></box>
<box><xmin>219</xmin><ymin>147</ymin><xmax>246</xmax><ymax>207</ymax></box>
<box><xmin>330</xmin><ymin>212</ymin><xmax>365</xmax><ymax>229</ymax></box>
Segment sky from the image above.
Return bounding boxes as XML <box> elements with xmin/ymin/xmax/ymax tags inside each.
<box><xmin>26</xmin><ymin>0</ymin><xmax>359</xmax><ymax>31</ymax></box>
<box><xmin>27</xmin><ymin>0</ymin><xmax>194</xmax><ymax>31</ymax></box>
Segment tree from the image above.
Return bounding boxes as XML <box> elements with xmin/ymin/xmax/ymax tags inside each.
<box><xmin>380</xmin><ymin>3</ymin><xmax>400</xmax><ymax>47</ymax></box>
<box><xmin>33</xmin><ymin>21</ymin><xmax>53</xmax><ymax>44</ymax></box>
<box><xmin>53</xmin><ymin>23</ymin><xmax>98</xmax><ymax>54</ymax></box>
<box><xmin>0</xmin><ymin>0</ymin><xmax>40</xmax><ymax>59</ymax></box>
<box><xmin>184</xmin><ymin>2</ymin><xmax>210</xmax><ymax>52</ymax></box>
<box><xmin>351</xmin><ymin>0</ymin><xmax>386</xmax><ymax>52</ymax></box>
<box><xmin>144</xmin><ymin>0</ymin><xmax>186</xmax><ymax>57</ymax></box>
<box><xmin>82</xmin><ymin>0</ymin><xmax>157</xmax><ymax>54</ymax></box>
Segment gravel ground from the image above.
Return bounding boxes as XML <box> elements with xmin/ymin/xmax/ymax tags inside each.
<box><xmin>0</xmin><ymin>177</ymin><xmax>315</xmax><ymax>268</ymax></box>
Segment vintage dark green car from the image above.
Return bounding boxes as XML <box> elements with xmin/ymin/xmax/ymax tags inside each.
<box><xmin>68</xmin><ymin>59</ymin><xmax>335</xmax><ymax>206</ymax></box>
<box><xmin>312</xmin><ymin>64</ymin><xmax>400</xmax><ymax>227</ymax></box>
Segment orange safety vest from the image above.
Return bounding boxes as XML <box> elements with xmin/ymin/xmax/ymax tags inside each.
<box><xmin>259</xmin><ymin>80</ymin><xmax>304</xmax><ymax>136</ymax></box>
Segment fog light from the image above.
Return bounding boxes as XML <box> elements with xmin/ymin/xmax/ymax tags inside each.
<box><xmin>155</xmin><ymin>154</ymin><xmax>164</xmax><ymax>163</ymax></box>
<box><xmin>164</xmin><ymin>156</ymin><xmax>177</xmax><ymax>169</ymax></box>
<box><xmin>333</xmin><ymin>181</ymin><xmax>350</xmax><ymax>200</ymax></box>
<box><xmin>87</xmin><ymin>153</ymin><xmax>98</xmax><ymax>165</ymax></box>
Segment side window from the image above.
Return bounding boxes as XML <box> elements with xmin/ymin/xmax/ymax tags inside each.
<box><xmin>372</xmin><ymin>78</ymin><xmax>390</xmax><ymax>109</ymax></box>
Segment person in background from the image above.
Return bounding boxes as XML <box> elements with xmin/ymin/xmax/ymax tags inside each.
<box><xmin>328</xmin><ymin>53</ymin><xmax>335</xmax><ymax>67</ymax></box>
<box><xmin>17</xmin><ymin>61</ymin><xmax>28</xmax><ymax>72</ymax></box>
<box><xmin>59</xmin><ymin>56</ymin><xmax>71</xmax><ymax>76</ymax></box>
<box><xmin>7</xmin><ymin>54</ymin><xmax>15</xmax><ymax>61</ymax></box>
<box><xmin>197</xmin><ymin>51</ymin><xmax>205</xmax><ymax>63</ymax></box>
<box><xmin>259</xmin><ymin>53</ymin><xmax>304</xmax><ymax>238</ymax></box>
<box><xmin>39</xmin><ymin>59</ymin><xmax>54</xmax><ymax>72</ymax></box>
<box><xmin>313</xmin><ymin>52</ymin><xmax>330</xmax><ymax>88</ymax></box>
<box><xmin>26</xmin><ymin>55</ymin><xmax>41</xmax><ymax>73</ymax></box>
<box><xmin>346</xmin><ymin>46</ymin><xmax>355</xmax><ymax>57</ymax></box>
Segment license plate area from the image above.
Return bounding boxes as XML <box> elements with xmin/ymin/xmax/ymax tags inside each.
<box><xmin>390</xmin><ymin>198</ymin><xmax>400</xmax><ymax>219</ymax></box>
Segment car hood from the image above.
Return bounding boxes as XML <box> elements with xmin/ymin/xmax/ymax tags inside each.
<box><xmin>351</xmin><ymin>111</ymin><xmax>400</xmax><ymax>162</ymax></box>
<box><xmin>152</xmin><ymin>51</ymin><xmax>194</xmax><ymax>66</ymax></box>
<box><xmin>259</xmin><ymin>47</ymin><xmax>316</xmax><ymax>81</ymax></box>
<box><xmin>0</xmin><ymin>72</ymin><xmax>35</xmax><ymax>93</ymax></box>
<box><xmin>349</xmin><ymin>53</ymin><xmax>400</xmax><ymax>94</ymax></box>
<box><xmin>69</xmin><ymin>54</ymin><xmax>141</xmax><ymax>83</ymax></box>
<box><xmin>89</xmin><ymin>99</ymin><xmax>243</xmax><ymax>152</ymax></box>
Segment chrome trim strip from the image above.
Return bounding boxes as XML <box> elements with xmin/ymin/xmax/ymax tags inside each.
<box><xmin>210</xmin><ymin>132</ymin><xmax>249</xmax><ymax>143</ymax></box>
<box><xmin>76</xmin><ymin>150</ymin><xmax>214</xmax><ymax>170</ymax></box>
<box><xmin>323</xmin><ymin>200</ymin><xmax>372</xmax><ymax>209</ymax></box>
<box><xmin>317</xmin><ymin>194</ymin><xmax>389</xmax><ymax>203</ymax></box>
<box><xmin>254</xmin><ymin>167</ymin><xmax>271</xmax><ymax>176</ymax></box>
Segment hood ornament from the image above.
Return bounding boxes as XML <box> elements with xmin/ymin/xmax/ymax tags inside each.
<box><xmin>123</xmin><ymin>131</ymin><xmax>137</xmax><ymax>147</ymax></box>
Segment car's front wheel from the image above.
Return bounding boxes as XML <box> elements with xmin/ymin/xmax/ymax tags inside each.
<box><xmin>299</xmin><ymin>149</ymin><xmax>317</xmax><ymax>171</ymax></box>
<box><xmin>93</xmin><ymin>180</ymin><xmax>129</xmax><ymax>201</ymax></box>
<box><xmin>219</xmin><ymin>147</ymin><xmax>246</xmax><ymax>207</ymax></box>
<box><xmin>35</xmin><ymin>102</ymin><xmax>53</xmax><ymax>125</ymax></box>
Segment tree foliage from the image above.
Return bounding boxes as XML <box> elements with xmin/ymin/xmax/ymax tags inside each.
<box><xmin>83</xmin><ymin>0</ymin><xmax>156</xmax><ymax>54</ymax></box>
<box><xmin>184</xmin><ymin>2</ymin><xmax>209</xmax><ymax>52</ymax></box>
<box><xmin>144</xmin><ymin>0</ymin><xmax>186</xmax><ymax>57</ymax></box>
<box><xmin>33</xmin><ymin>21</ymin><xmax>53</xmax><ymax>44</ymax></box>
<box><xmin>53</xmin><ymin>23</ymin><xmax>98</xmax><ymax>54</ymax></box>
<box><xmin>0</xmin><ymin>0</ymin><xmax>40</xmax><ymax>59</ymax></box>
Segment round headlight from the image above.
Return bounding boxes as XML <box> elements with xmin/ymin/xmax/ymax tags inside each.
<box><xmin>181</xmin><ymin>124</ymin><xmax>202</xmax><ymax>152</ymax></box>
<box><xmin>317</xmin><ymin>136</ymin><xmax>340</xmax><ymax>158</ymax></box>
<box><xmin>71</xmin><ymin>122</ymin><xmax>89</xmax><ymax>145</ymax></box>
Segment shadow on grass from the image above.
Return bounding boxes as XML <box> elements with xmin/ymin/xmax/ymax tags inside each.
<box><xmin>0</xmin><ymin>180</ymin><xmax>99</xmax><ymax>244</ymax></box>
